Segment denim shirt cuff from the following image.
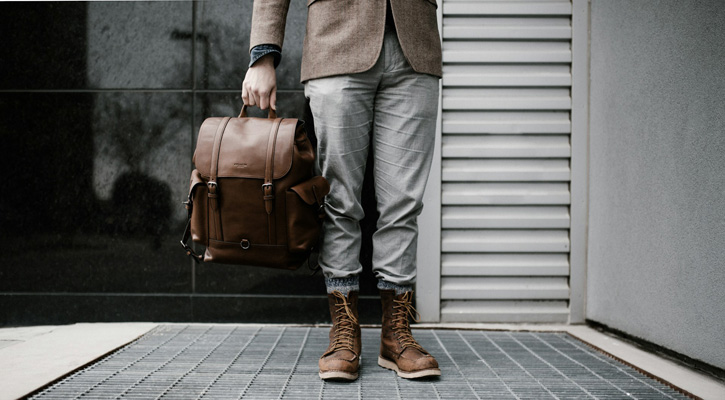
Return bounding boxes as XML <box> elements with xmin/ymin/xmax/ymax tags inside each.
<box><xmin>249</xmin><ymin>44</ymin><xmax>282</xmax><ymax>68</ymax></box>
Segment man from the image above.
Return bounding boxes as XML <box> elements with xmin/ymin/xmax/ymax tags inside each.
<box><xmin>242</xmin><ymin>0</ymin><xmax>442</xmax><ymax>381</ymax></box>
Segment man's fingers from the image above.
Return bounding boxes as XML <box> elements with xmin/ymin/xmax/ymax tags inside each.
<box><xmin>248</xmin><ymin>85</ymin><xmax>259</xmax><ymax>107</ymax></box>
<box><xmin>252</xmin><ymin>87</ymin><xmax>272</xmax><ymax>111</ymax></box>
<box><xmin>270</xmin><ymin>89</ymin><xmax>277</xmax><ymax>111</ymax></box>
<box><xmin>242</xmin><ymin>82</ymin><xmax>254</xmax><ymax>106</ymax></box>
<box><xmin>258</xmin><ymin>90</ymin><xmax>270</xmax><ymax>110</ymax></box>
<box><xmin>241</xmin><ymin>88</ymin><xmax>250</xmax><ymax>105</ymax></box>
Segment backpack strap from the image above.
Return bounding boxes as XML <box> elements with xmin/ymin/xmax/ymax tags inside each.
<box><xmin>263</xmin><ymin>117</ymin><xmax>283</xmax><ymax>244</ymax></box>
<box><xmin>208</xmin><ymin>117</ymin><xmax>231</xmax><ymax>240</ymax></box>
<box><xmin>180</xmin><ymin>175</ymin><xmax>207</xmax><ymax>263</ymax></box>
<box><xmin>180</xmin><ymin>217</ymin><xmax>203</xmax><ymax>263</ymax></box>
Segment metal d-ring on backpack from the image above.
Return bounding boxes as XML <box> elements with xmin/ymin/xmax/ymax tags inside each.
<box><xmin>180</xmin><ymin>105</ymin><xmax>329</xmax><ymax>270</ymax></box>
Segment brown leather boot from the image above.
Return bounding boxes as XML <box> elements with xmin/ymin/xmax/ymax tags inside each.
<box><xmin>319</xmin><ymin>290</ymin><xmax>361</xmax><ymax>381</ymax></box>
<box><xmin>378</xmin><ymin>290</ymin><xmax>441</xmax><ymax>379</ymax></box>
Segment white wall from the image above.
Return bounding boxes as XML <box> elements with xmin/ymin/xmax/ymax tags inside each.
<box><xmin>587</xmin><ymin>0</ymin><xmax>725</xmax><ymax>369</ymax></box>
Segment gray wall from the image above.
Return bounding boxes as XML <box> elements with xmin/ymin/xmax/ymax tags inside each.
<box><xmin>587</xmin><ymin>0</ymin><xmax>725</xmax><ymax>369</ymax></box>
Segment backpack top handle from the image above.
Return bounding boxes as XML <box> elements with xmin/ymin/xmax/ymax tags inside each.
<box><xmin>239</xmin><ymin>104</ymin><xmax>277</xmax><ymax>119</ymax></box>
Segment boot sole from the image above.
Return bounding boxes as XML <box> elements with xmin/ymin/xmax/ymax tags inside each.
<box><xmin>318</xmin><ymin>370</ymin><xmax>359</xmax><ymax>381</ymax></box>
<box><xmin>378</xmin><ymin>356</ymin><xmax>441</xmax><ymax>379</ymax></box>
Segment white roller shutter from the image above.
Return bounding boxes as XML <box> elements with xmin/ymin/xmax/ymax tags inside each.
<box><xmin>439</xmin><ymin>0</ymin><xmax>573</xmax><ymax>323</ymax></box>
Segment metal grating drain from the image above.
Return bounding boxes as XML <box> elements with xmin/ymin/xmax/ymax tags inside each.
<box><xmin>30</xmin><ymin>325</ymin><xmax>691</xmax><ymax>399</ymax></box>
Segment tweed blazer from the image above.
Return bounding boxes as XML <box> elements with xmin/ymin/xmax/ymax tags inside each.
<box><xmin>250</xmin><ymin>0</ymin><xmax>442</xmax><ymax>82</ymax></box>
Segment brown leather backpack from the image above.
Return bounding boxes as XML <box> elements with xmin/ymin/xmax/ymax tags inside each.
<box><xmin>180</xmin><ymin>106</ymin><xmax>329</xmax><ymax>270</ymax></box>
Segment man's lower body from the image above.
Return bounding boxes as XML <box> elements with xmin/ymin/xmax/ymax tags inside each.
<box><xmin>305</xmin><ymin>26</ymin><xmax>440</xmax><ymax>380</ymax></box>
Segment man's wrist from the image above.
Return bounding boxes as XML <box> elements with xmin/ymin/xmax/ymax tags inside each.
<box><xmin>249</xmin><ymin>44</ymin><xmax>282</xmax><ymax>68</ymax></box>
<box><xmin>254</xmin><ymin>54</ymin><xmax>275</xmax><ymax>68</ymax></box>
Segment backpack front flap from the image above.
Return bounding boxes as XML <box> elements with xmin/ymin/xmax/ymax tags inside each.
<box><xmin>193</xmin><ymin>116</ymin><xmax>298</xmax><ymax>180</ymax></box>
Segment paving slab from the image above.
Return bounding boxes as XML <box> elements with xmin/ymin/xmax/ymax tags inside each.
<box><xmin>0</xmin><ymin>323</ymin><xmax>158</xmax><ymax>400</ymax></box>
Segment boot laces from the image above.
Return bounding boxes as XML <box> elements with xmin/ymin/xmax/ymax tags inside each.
<box><xmin>330</xmin><ymin>291</ymin><xmax>358</xmax><ymax>354</ymax></box>
<box><xmin>391</xmin><ymin>291</ymin><xmax>425</xmax><ymax>352</ymax></box>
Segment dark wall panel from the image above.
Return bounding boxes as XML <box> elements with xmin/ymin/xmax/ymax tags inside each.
<box><xmin>85</xmin><ymin>2</ymin><xmax>193</xmax><ymax>89</ymax></box>
<box><xmin>1</xmin><ymin>3</ymin><xmax>88</xmax><ymax>89</ymax></box>
<box><xmin>0</xmin><ymin>1</ymin><xmax>383</xmax><ymax>326</ymax></box>
<box><xmin>0</xmin><ymin>91</ymin><xmax>193</xmax><ymax>294</ymax></box>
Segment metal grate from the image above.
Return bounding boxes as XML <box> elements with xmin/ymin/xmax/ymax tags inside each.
<box><xmin>30</xmin><ymin>325</ymin><xmax>691</xmax><ymax>399</ymax></box>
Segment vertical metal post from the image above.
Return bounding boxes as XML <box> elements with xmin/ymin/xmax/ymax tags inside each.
<box><xmin>190</xmin><ymin>1</ymin><xmax>198</xmax><ymax>293</ymax></box>
<box><xmin>569</xmin><ymin>0</ymin><xmax>591</xmax><ymax>323</ymax></box>
<box><xmin>416</xmin><ymin>0</ymin><xmax>444</xmax><ymax>322</ymax></box>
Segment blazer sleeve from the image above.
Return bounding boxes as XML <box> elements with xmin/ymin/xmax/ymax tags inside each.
<box><xmin>249</xmin><ymin>0</ymin><xmax>292</xmax><ymax>51</ymax></box>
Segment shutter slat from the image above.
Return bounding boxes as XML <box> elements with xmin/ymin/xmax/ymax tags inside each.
<box><xmin>443</xmin><ymin>64</ymin><xmax>571</xmax><ymax>87</ymax></box>
<box><xmin>443</xmin><ymin>88</ymin><xmax>572</xmax><ymax>110</ymax></box>
<box><xmin>444</xmin><ymin>18</ymin><xmax>572</xmax><ymax>40</ymax></box>
<box><xmin>442</xmin><ymin>253</ymin><xmax>569</xmax><ymax>276</ymax></box>
<box><xmin>442</xmin><ymin>182</ymin><xmax>571</xmax><ymax>205</ymax></box>
<box><xmin>444</xmin><ymin>97</ymin><xmax>571</xmax><ymax>110</ymax></box>
<box><xmin>443</xmin><ymin>206</ymin><xmax>570</xmax><ymax>228</ymax></box>
<box><xmin>442</xmin><ymin>229</ymin><xmax>570</xmax><ymax>252</ymax></box>
<box><xmin>442</xmin><ymin>135</ymin><xmax>571</xmax><ymax>158</ymax></box>
<box><xmin>444</xmin><ymin>17</ymin><xmax>572</xmax><ymax>27</ymax></box>
<box><xmin>441</xmin><ymin>277</ymin><xmax>570</xmax><ymax>299</ymax></box>
<box><xmin>444</xmin><ymin>2</ymin><xmax>572</xmax><ymax>16</ymax></box>
<box><xmin>444</xmin><ymin>73</ymin><xmax>571</xmax><ymax>87</ymax></box>
<box><xmin>444</xmin><ymin>26</ymin><xmax>571</xmax><ymax>40</ymax></box>
<box><xmin>443</xmin><ymin>111</ymin><xmax>571</xmax><ymax>134</ymax></box>
<box><xmin>441</xmin><ymin>300</ymin><xmax>569</xmax><ymax>323</ymax></box>
<box><xmin>443</xmin><ymin>159</ymin><xmax>571</xmax><ymax>182</ymax></box>
<box><xmin>444</xmin><ymin>49</ymin><xmax>571</xmax><ymax>63</ymax></box>
<box><xmin>443</xmin><ymin>41</ymin><xmax>571</xmax><ymax>63</ymax></box>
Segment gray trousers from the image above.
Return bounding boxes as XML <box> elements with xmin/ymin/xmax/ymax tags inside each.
<box><xmin>304</xmin><ymin>27</ymin><xmax>439</xmax><ymax>286</ymax></box>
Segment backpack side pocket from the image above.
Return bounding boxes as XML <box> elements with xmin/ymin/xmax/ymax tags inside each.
<box><xmin>286</xmin><ymin>176</ymin><xmax>330</xmax><ymax>253</ymax></box>
<box><xmin>189</xmin><ymin>169</ymin><xmax>209</xmax><ymax>245</ymax></box>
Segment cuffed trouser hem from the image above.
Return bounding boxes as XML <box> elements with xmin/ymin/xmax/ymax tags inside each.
<box><xmin>325</xmin><ymin>276</ymin><xmax>360</xmax><ymax>296</ymax></box>
<box><xmin>377</xmin><ymin>279</ymin><xmax>413</xmax><ymax>295</ymax></box>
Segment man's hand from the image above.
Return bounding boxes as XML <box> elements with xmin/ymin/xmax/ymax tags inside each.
<box><xmin>242</xmin><ymin>54</ymin><xmax>277</xmax><ymax>111</ymax></box>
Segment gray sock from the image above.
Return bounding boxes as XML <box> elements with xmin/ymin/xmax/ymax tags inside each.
<box><xmin>377</xmin><ymin>279</ymin><xmax>413</xmax><ymax>295</ymax></box>
<box><xmin>325</xmin><ymin>276</ymin><xmax>360</xmax><ymax>296</ymax></box>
